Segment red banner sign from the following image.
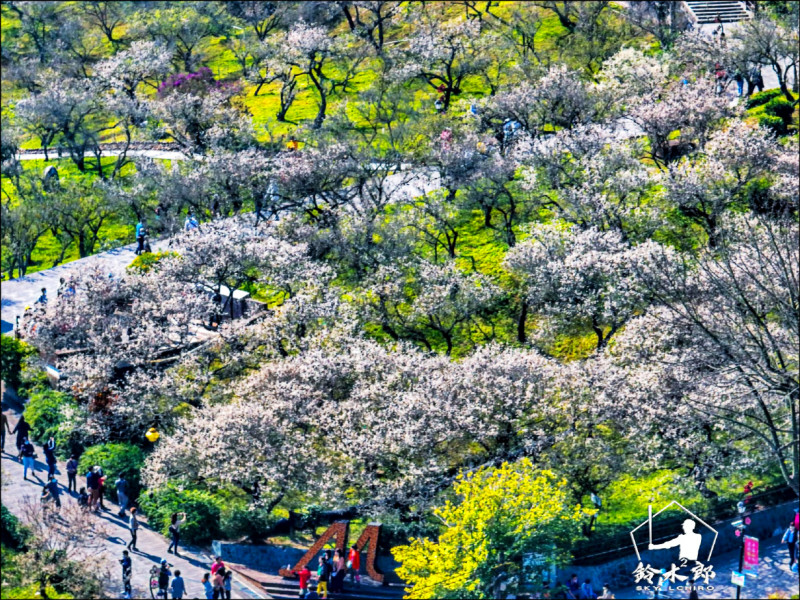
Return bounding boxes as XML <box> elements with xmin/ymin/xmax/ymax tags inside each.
<box><xmin>743</xmin><ymin>536</ymin><xmax>759</xmax><ymax>576</ymax></box>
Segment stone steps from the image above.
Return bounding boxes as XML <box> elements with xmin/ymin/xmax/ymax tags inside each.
<box><xmin>260</xmin><ymin>581</ymin><xmax>406</xmax><ymax>600</ymax></box>
<box><xmin>226</xmin><ymin>564</ymin><xmax>407</xmax><ymax>600</ymax></box>
<box><xmin>685</xmin><ymin>1</ymin><xmax>751</xmax><ymax>23</ymax></box>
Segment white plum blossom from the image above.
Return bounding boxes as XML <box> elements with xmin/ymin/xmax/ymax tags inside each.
<box><xmin>506</xmin><ymin>222</ymin><xmax>663</xmax><ymax>349</ymax></box>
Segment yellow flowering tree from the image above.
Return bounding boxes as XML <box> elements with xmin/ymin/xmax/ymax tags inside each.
<box><xmin>392</xmin><ymin>459</ymin><xmax>588</xmax><ymax>599</ymax></box>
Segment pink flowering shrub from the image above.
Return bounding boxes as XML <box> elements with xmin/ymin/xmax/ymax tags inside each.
<box><xmin>157</xmin><ymin>67</ymin><xmax>231</xmax><ymax>98</ymax></box>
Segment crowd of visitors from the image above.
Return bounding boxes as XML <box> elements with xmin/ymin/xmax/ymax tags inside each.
<box><xmin>3</xmin><ymin>403</ymin><xmax>800</xmax><ymax>600</ymax></box>
<box><xmin>712</xmin><ymin>61</ymin><xmax>764</xmax><ymax>97</ymax></box>
<box><xmin>290</xmin><ymin>545</ymin><xmax>362</xmax><ymax>600</ymax></box>
<box><xmin>698</xmin><ymin>15</ymin><xmax>767</xmax><ymax>99</ymax></box>
<box><xmin>564</xmin><ymin>574</ymin><xmax>615</xmax><ymax>599</ymax></box>
<box><xmin>2</xmin><ymin>420</ymin><xmax>241</xmax><ymax>599</ymax></box>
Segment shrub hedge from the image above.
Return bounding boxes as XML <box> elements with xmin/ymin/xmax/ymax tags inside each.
<box><xmin>139</xmin><ymin>486</ymin><xmax>224</xmax><ymax>544</ymax></box>
<box><xmin>763</xmin><ymin>96</ymin><xmax>794</xmax><ymax>125</ymax></box>
<box><xmin>127</xmin><ymin>250</ymin><xmax>178</xmax><ymax>274</ymax></box>
<box><xmin>1</xmin><ymin>505</ymin><xmax>28</xmax><ymax>551</ymax></box>
<box><xmin>758</xmin><ymin>113</ymin><xmax>787</xmax><ymax>135</ymax></box>
<box><xmin>745</xmin><ymin>88</ymin><xmax>783</xmax><ymax>109</ymax></box>
<box><xmin>77</xmin><ymin>443</ymin><xmax>146</xmax><ymax>503</ymax></box>
<box><xmin>0</xmin><ymin>336</ymin><xmax>34</xmax><ymax>392</ymax></box>
<box><xmin>23</xmin><ymin>388</ymin><xmax>73</xmax><ymax>440</ymax></box>
<box><xmin>220</xmin><ymin>504</ymin><xmax>283</xmax><ymax>542</ymax></box>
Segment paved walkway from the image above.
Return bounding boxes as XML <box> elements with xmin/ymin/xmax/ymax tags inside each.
<box><xmin>610</xmin><ymin>535</ymin><xmax>798</xmax><ymax>599</ymax></box>
<box><xmin>0</xmin><ymin>389</ymin><xmax>265</xmax><ymax>600</ymax></box>
<box><xmin>0</xmin><ymin>239</ymin><xmax>170</xmax><ymax>336</ymax></box>
<box><xmin>0</xmin><ymin>167</ymin><xmax>438</xmax><ymax>336</ymax></box>
<box><xmin>16</xmin><ymin>149</ymin><xmax>190</xmax><ymax>161</ymax></box>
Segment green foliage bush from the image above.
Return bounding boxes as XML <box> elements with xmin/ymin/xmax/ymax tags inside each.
<box><xmin>220</xmin><ymin>504</ymin><xmax>282</xmax><ymax>542</ymax></box>
<box><xmin>758</xmin><ymin>113</ymin><xmax>787</xmax><ymax>135</ymax></box>
<box><xmin>23</xmin><ymin>389</ymin><xmax>78</xmax><ymax>456</ymax></box>
<box><xmin>764</xmin><ymin>97</ymin><xmax>794</xmax><ymax>126</ymax></box>
<box><xmin>77</xmin><ymin>443</ymin><xmax>146</xmax><ymax>503</ymax></box>
<box><xmin>16</xmin><ymin>355</ymin><xmax>49</xmax><ymax>400</ymax></box>
<box><xmin>376</xmin><ymin>517</ymin><xmax>441</xmax><ymax>555</ymax></box>
<box><xmin>0</xmin><ymin>336</ymin><xmax>34</xmax><ymax>391</ymax></box>
<box><xmin>1</xmin><ymin>505</ymin><xmax>28</xmax><ymax>551</ymax></box>
<box><xmin>139</xmin><ymin>485</ymin><xmax>224</xmax><ymax>544</ymax></box>
<box><xmin>127</xmin><ymin>250</ymin><xmax>178</xmax><ymax>274</ymax></box>
<box><xmin>1</xmin><ymin>584</ymin><xmax>72</xmax><ymax>599</ymax></box>
<box><xmin>745</xmin><ymin>88</ymin><xmax>783</xmax><ymax>109</ymax></box>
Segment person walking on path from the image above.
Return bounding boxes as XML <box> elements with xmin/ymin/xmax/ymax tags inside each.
<box><xmin>222</xmin><ymin>568</ymin><xmax>232</xmax><ymax>600</ymax></box>
<box><xmin>136</xmin><ymin>220</ymin><xmax>147</xmax><ymax>256</ymax></box>
<box><xmin>714</xmin><ymin>14</ymin><xmax>724</xmax><ymax>36</ymax></box>
<box><xmin>171</xmin><ymin>569</ymin><xmax>186</xmax><ymax>600</ymax></box>
<box><xmin>12</xmin><ymin>415</ymin><xmax>31</xmax><ymax>458</ymax></box>
<box><xmin>158</xmin><ymin>558</ymin><xmax>172</xmax><ymax>599</ymax></box>
<box><xmin>37</xmin><ymin>287</ymin><xmax>48</xmax><ymax>304</ymax></box>
<box><xmin>43</xmin><ymin>436</ymin><xmax>57</xmax><ymax>479</ymax></box>
<box><xmin>347</xmin><ymin>544</ymin><xmax>361</xmax><ymax>586</ymax></box>
<box><xmin>714</xmin><ymin>63</ymin><xmax>727</xmax><ymax>96</ymax></box>
<box><xmin>66</xmin><ymin>455</ymin><xmax>78</xmax><ymax>493</ymax></box>
<box><xmin>20</xmin><ymin>438</ymin><xmax>36</xmax><ymax>480</ymax></box>
<box><xmin>44</xmin><ymin>475</ymin><xmax>62</xmax><ymax>508</ymax></box>
<box><xmin>98</xmin><ymin>466</ymin><xmax>107</xmax><ymax>511</ymax></box>
<box><xmin>212</xmin><ymin>566</ymin><xmax>225</xmax><ymax>599</ymax></box>
<box><xmin>733</xmin><ymin>69</ymin><xmax>744</xmax><ymax>98</ymax></box>
<box><xmin>211</xmin><ymin>556</ymin><xmax>225</xmax><ymax>576</ymax></box>
<box><xmin>316</xmin><ymin>554</ymin><xmax>332</xmax><ymax>600</ymax></box>
<box><xmin>331</xmin><ymin>548</ymin><xmax>346</xmax><ymax>593</ymax></box>
<box><xmin>116</xmin><ymin>474</ymin><xmax>130</xmax><ymax>518</ymax></box>
<box><xmin>87</xmin><ymin>466</ymin><xmax>102</xmax><ymax>511</ymax></box>
<box><xmin>184</xmin><ymin>213</ymin><xmax>199</xmax><ymax>232</ymax></box>
<box><xmin>127</xmin><ymin>506</ymin><xmax>140</xmax><ymax>551</ymax></box>
<box><xmin>296</xmin><ymin>565</ymin><xmax>312</xmax><ymax>599</ymax></box>
<box><xmin>748</xmin><ymin>65</ymin><xmax>764</xmax><ymax>96</ymax></box>
<box><xmin>1</xmin><ymin>411</ymin><xmax>10</xmax><ymax>451</ymax></box>
<box><xmin>782</xmin><ymin>523</ymin><xmax>797</xmax><ymax>568</ymax></box>
<box><xmin>120</xmin><ymin>550</ymin><xmax>133</xmax><ymax>599</ymax></box>
<box><xmin>202</xmin><ymin>573</ymin><xmax>214</xmax><ymax>600</ymax></box>
<box><xmin>167</xmin><ymin>511</ymin><xmax>187</xmax><ymax>556</ymax></box>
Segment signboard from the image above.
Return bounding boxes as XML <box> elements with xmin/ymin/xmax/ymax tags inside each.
<box><xmin>731</xmin><ymin>571</ymin><xmax>745</xmax><ymax>587</ymax></box>
<box><xmin>521</xmin><ymin>552</ymin><xmax>555</xmax><ymax>590</ymax></box>
<box><xmin>743</xmin><ymin>536</ymin><xmax>759</xmax><ymax>577</ymax></box>
<box><xmin>45</xmin><ymin>364</ymin><xmax>61</xmax><ymax>384</ymax></box>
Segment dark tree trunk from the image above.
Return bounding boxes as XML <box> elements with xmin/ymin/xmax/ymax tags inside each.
<box><xmin>78</xmin><ymin>232</ymin><xmax>88</xmax><ymax>258</ymax></box>
<box><xmin>258</xmin><ymin>506</ymin><xmax>360</xmax><ymax>541</ymax></box>
<box><xmin>517</xmin><ymin>301</ymin><xmax>528</xmax><ymax>344</ymax></box>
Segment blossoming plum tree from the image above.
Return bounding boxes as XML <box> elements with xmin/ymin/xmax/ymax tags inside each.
<box><xmin>393</xmin><ymin>461</ymin><xmax>586</xmax><ymax>599</ymax></box>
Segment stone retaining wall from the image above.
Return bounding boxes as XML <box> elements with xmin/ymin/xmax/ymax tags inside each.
<box><xmin>211</xmin><ymin>541</ymin><xmax>306</xmax><ymax>573</ymax></box>
<box><xmin>211</xmin><ymin>540</ymin><xmax>403</xmax><ymax>581</ymax></box>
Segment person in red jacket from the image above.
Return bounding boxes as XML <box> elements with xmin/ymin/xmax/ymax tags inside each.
<box><xmin>296</xmin><ymin>565</ymin><xmax>312</xmax><ymax>599</ymax></box>
<box><xmin>347</xmin><ymin>545</ymin><xmax>361</xmax><ymax>586</ymax></box>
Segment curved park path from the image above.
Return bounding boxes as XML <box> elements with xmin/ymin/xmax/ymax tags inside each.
<box><xmin>0</xmin><ymin>159</ymin><xmax>437</xmax><ymax>335</ymax></box>
<box><xmin>1</xmin><ymin>237</ymin><xmax>172</xmax><ymax>336</ymax></box>
<box><xmin>612</xmin><ymin>536</ymin><xmax>798</xmax><ymax>599</ymax></box>
<box><xmin>0</xmin><ymin>384</ymin><xmax>266</xmax><ymax>600</ymax></box>
<box><xmin>0</xmin><ymin>166</ymin><xmax>438</xmax><ymax>599</ymax></box>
